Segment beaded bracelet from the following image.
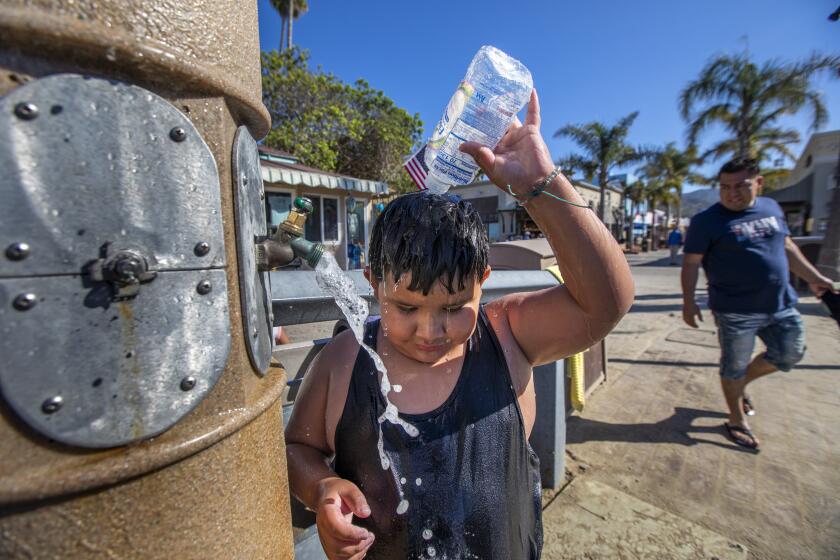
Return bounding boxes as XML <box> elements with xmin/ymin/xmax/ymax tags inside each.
<box><xmin>506</xmin><ymin>165</ymin><xmax>591</xmax><ymax>208</ymax></box>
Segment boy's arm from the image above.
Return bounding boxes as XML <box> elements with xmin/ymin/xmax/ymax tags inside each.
<box><xmin>285</xmin><ymin>333</ymin><xmax>375</xmax><ymax>556</ymax></box>
<box><xmin>461</xmin><ymin>90</ymin><xmax>634</xmax><ymax>366</ymax></box>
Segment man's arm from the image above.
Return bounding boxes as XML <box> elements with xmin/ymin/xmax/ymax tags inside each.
<box><xmin>784</xmin><ymin>236</ymin><xmax>837</xmax><ymax>297</ymax></box>
<box><xmin>461</xmin><ymin>90</ymin><xmax>634</xmax><ymax>366</ymax></box>
<box><xmin>681</xmin><ymin>253</ymin><xmax>704</xmax><ymax>327</ymax></box>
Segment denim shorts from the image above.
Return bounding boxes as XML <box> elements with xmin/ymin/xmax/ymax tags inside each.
<box><xmin>713</xmin><ymin>307</ymin><xmax>806</xmax><ymax>380</ymax></box>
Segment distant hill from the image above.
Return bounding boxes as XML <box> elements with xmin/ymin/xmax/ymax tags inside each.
<box><xmin>681</xmin><ymin>189</ymin><xmax>719</xmax><ymax>218</ymax></box>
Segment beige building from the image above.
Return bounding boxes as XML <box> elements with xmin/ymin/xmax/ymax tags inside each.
<box><xmin>767</xmin><ymin>130</ymin><xmax>839</xmax><ymax>235</ymax></box>
<box><xmin>259</xmin><ymin>147</ymin><xmax>389</xmax><ymax>270</ymax></box>
<box><xmin>449</xmin><ymin>178</ymin><xmax>624</xmax><ymax>241</ymax></box>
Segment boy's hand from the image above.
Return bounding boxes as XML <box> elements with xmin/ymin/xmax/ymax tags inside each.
<box><xmin>316</xmin><ymin>477</ymin><xmax>375</xmax><ymax>559</ymax></box>
<box><xmin>459</xmin><ymin>89</ymin><xmax>556</xmax><ymax>194</ymax></box>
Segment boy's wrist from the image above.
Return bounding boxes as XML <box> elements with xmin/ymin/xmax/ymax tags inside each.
<box><xmin>508</xmin><ymin>164</ymin><xmax>559</xmax><ymax>197</ymax></box>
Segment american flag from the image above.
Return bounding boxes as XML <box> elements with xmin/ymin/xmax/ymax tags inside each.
<box><xmin>403</xmin><ymin>145</ymin><xmax>429</xmax><ymax>190</ymax></box>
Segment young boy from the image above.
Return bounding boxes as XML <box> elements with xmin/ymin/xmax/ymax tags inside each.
<box><xmin>285</xmin><ymin>91</ymin><xmax>634</xmax><ymax>559</ymax></box>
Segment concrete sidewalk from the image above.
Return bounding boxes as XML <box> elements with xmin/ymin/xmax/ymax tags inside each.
<box><xmin>542</xmin><ymin>251</ymin><xmax>840</xmax><ymax>559</ymax></box>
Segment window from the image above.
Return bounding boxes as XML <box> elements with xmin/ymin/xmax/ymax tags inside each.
<box><xmin>468</xmin><ymin>196</ymin><xmax>499</xmax><ymax>223</ymax></box>
<box><xmin>302</xmin><ymin>195</ymin><xmax>340</xmax><ymax>243</ymax></box>
<box><xmin>265</xmin><ymin>192</ymin><xmax>292</xmax><ymax>229</ymax></box>
<box><xmin>323</xmin><ymin>198</ymin><xmax>339</xmax><ymax>241</ymax></box>
<box><xmin>304</xmin><ymin>195</ymin><xmax>322</xmax><ymax>242</ymax></box>
<box><xmin>346</xmin><ymin>201</ymin><xmax>366</xmax><ymax>270</ymax></box>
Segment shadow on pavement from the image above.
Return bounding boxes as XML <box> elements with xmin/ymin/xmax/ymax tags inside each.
<box><xmin>566</xmin><ymin>406</ymin><xmax>756</xmax><ymax>453</ymax></box>
<box><xmin>633</xmin><ymin>293</ymin><xmax>685</xmax><ymax>301</ymax></box>
<box><xmin>610</xmin><ymin>357</ymin><xmax>840</xmax><ymax>371</ymax></box>
<box><xmin>639</xmin><ymin>255</ymin><xmax>682</xmax><ymax>267</ymax></box>
<box><xmin>629</xmin><ymin>303</ymin><xmax>684</xmax><ymax>313</ymax></box>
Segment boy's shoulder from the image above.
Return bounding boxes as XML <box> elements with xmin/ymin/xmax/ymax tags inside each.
<box><xmin>318</xmin><ymin>328</ymin><xmax>361</xmax><ymax>368</ymax></box>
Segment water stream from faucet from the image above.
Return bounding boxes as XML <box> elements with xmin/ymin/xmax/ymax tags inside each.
<box><xmin>314</xmin><ymin>253</ymin><xmax>418</xmax><ymax>515</ymax></box>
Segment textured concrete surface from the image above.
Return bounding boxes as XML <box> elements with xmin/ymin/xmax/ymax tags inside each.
<box><xmin>543</xmin><ymin>479</ymin><xmax>748</xmax><ymax>560</ymax></box>
<box><xmin>546</xmin><ymin>251</ymin><xmax>840</xmax><ymax>560</ymax></box>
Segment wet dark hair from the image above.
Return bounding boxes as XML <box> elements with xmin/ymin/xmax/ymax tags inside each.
<box><xmin>368</xmin><ymin>192</ymin><xmax>489</xmax><ymax>295</ymax></box>
<box><xmin>718</xmin><ymin>157</ymin><xmax>760</xmax><ymax>179</ymax></box>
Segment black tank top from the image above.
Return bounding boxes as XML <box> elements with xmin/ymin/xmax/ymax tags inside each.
<box><xmin>333</xmin><ymin>306</ymin><xmax>542</xmax><ymax>559</ymax></box>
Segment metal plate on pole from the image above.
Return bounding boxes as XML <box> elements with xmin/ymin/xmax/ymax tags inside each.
<box><xmin>0</xmin><ymin>75</ymin><xmax>229</xmax><ymax>447</ymax></box>
<box><xmin>232</xmin><ymin>126</ymin><xmax>273</xmax><ymax>374</ymax></box>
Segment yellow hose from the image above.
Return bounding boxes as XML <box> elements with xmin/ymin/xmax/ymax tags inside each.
<box><xmin>545</xmin><ymin>266</ymin><xmax>585</xmax><ymax>412</ymax></box>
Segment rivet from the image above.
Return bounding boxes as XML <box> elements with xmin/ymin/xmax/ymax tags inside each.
<box><xmin>180</xmin><ymin>376</ymin><xmax>196</xmax><ymax>391</ymax></box>
<box><xmin>14</xmin><ymin>102</ymin><xmax>39</xmax><ymax>120</ymax></box>
<box><xmin>6</xmin><ymin>242</ymin><xmax>30</xmax><ymax>261</ymax></box>
<box><xmin>252</xmin><ymin>326</ymin><xmax>258</xmax><ymax>339</ymax></box>
<box><xmin>169</xmin><ymin>127</ymin><xmax>187</xmax><ymax>142</ymax></box>
<box><xmin>196</xmin><ymin>280</ymin><xmax>212</xmax><ymax>295</ymax></box>
<box><xmin>42</xmin><ymin>396</ymin><xmax>63</xmax><ymax>414</ymax></box>
<box><xmin>13</xmin><ymin>293</ymin><xmax>37</xmax><ymax>311</ymax></box>
<box><xmin>194</xmin><ymin>241</ymin><xmax>210</xmax><ymax>256</ymax></box>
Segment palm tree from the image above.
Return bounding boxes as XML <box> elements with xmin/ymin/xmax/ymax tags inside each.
<box><xmin>637</xmin><ymin>166</ymin><xmax>675</xmax><ymax>251</ymax></box>
<box><xmin>554</xmin><ymin>112</ymin><xmax>645</xmax><ymax>222</ymax></box>
<box><xmin>680</xmin><ymin>52</ymin><xmax>839</xmax><ymax>165</ymax></box>
<box><xmin>642</xmin><ymin>143</ymin><xmax>705</xmax><ymax>223</ymax></box>
<box><xmin>270</xmin><ymin>0</ymin><xmax>309</xmax><ymax>51</ymax></box>
<box><xmin>624</xmin><ymin>180</ymin><xmax>647</xmax><ymax>251</ymax></box>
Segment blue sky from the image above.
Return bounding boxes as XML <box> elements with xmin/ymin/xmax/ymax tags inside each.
<box><xmin>257</xmin><ymin>0</ymin><xmax>840</xmax><ymax>191</ymax></box>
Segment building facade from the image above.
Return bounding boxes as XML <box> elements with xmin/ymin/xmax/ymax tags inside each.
<box><xmin>766</xmin><ymin>130</ymin><xmax>839</xmax><ymax>236</ymax></box>
<box><xmin>449</xmin><ymin>178</ymin><xmax>624</xmax><ymax>241</ymax></box>
<box><xmin>259</xmin><ymin>147</ymin><xmax>388</xmax><ymax>270</ymax></box>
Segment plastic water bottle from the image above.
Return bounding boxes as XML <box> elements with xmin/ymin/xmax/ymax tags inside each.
<box><xmin>423</xmin><ymin>46</ymin><xmax>533</xmax><ymax>194</ymax></box>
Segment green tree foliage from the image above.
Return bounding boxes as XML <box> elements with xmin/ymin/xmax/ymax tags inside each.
<box><xmin>680</xmin><ymin>52</ymin><xmax>839</xmax><ymax>165</ymax></box>
<box><xmin>639</xmin><ymin>143</ymin><xmax>705</xmax><ymax>221</ymax></box>
<box><xmin>261</xmin><ymin>48</ymin><xmax>423</xmax><ymax>193</ymax></box>
<box><xmin>554</xmin><ymin>112</ymin><xmax>646</xmax><ymax>221</ymax></box>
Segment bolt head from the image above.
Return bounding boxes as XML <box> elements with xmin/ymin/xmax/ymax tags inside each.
<box><xmin>14</xmin><ymin>102</ymin><xmax>39</xmax><ymax>120</ymax></box>
<box><xmin>194</xmin><ymin>241</ymin><xmax>210</xmax><ymax>256</ymax></box>
<box><xmin>6</xmin><ymin>242</ymin><xmax>30</xmax><ymax>261</ymax></box>
<box><xmin>196</xmin><ymin>280</ymin><xmax>212</xmax><ymax>295</ymax></box>
<box><xmin>180</xmin><ymin>376</ymin><xmax>196</xmax><ymax>391</ymax></box>
<box><xmin>169</xmin><ymin>127</ymin><xmax>187</xmax><ymax>142</ymax></box>
<box><xmin>114</xmin><ymin>255</ymin><xmax>143</xmax><ymax>280</ymax></box>
<box><xmin>42</xmin><ymin>396</ymin><xmax>63</xmax><ymax>414</ymax></box>
<box><xmin>13</xmin><ymin>293</ymin><xmax>37</xmax><ymax>311</ymax></box>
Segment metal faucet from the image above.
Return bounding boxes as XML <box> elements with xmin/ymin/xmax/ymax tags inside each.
<box><xmin>256</xmin><ymin>196</ymin><xmax>325</xmax><ymax>270</ymax></box>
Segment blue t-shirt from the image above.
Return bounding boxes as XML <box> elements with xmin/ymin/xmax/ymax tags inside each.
<box><xmin>684</xmin><ymin>197</ymin><xmax>796</xmax><ymax>313</ymax></box>
<box><xmin>667</xmin><ymin>230</ymin><xmax>683</xmax><ymax>246</ymax></box>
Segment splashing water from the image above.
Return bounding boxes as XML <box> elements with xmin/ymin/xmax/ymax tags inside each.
<box><xmin>315</xmin><ymin>253</ymin><xmax>419</xmax><ymax>513</ymax></box>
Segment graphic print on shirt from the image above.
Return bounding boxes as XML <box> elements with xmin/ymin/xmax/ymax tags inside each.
<box><xmin>730</xmin><ymin>216</ymin><xmax>782</xmax><ymax>242</ymax></box>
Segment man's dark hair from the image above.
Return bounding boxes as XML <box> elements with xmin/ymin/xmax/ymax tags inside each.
<box><xmin>368</xmin><ymin>192</ymin><xmax>489</xmax><ymax>294</ymax></box>
<box><xmin>718</xmin><ymin>157</ymin><xmax>760</xmax><ymax>179</ymax></box>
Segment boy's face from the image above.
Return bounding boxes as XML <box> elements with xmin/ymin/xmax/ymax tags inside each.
<box><xmin>368</xmin><ymin>268</ymin><xmax>491</xmax><ymax>364</ymax></box>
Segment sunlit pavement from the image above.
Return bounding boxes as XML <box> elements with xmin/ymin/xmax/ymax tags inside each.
<box><xmin>542</xmin><ymin>250</ymin><xmax>840</xmax><ymax>559</ymax></box>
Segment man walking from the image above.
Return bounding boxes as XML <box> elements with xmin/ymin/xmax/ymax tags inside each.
<box><xmin>667</xmin><ymin>223</ymin><xmax>683</xmax><ymax>265</ymax></box>
<box><xmin>681</xmin><ymin>158</ymin><xmax>836</xmax><ymax>449</ymax></box>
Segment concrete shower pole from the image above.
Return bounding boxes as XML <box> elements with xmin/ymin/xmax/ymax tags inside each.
<box><xmin>0</xmin><ymin>1</ymin><xmax>295</xmax><ymax>558</ymax></box>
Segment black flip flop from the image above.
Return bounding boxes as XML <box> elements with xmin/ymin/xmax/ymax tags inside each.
<box><xmin>742</xmin><ymin>396</ymin><xmax>756</xmax><ymax>417</ymax></box>
<box><xmin>724</xmin><ymin>423</ymin><xmax>760</xmax><ymax>450</ymax></box>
